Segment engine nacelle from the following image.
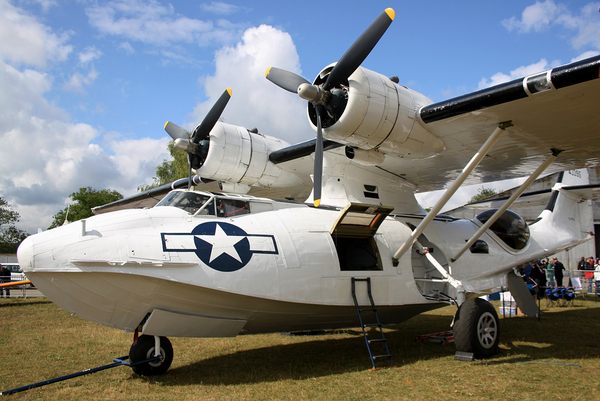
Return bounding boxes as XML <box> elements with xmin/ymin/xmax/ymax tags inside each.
<box><xmin>195</xmin><ymin>122</ymin><xmax>303</xmax><ymax>188</ymax></box>
<box><xmin>311</xmin><ymin>65</ymin><xmax>445</xmax><ymax>159</ymax></box>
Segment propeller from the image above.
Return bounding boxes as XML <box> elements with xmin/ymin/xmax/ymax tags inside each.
<box><xmin>265</xmin><ymin>8</ymin><xmax>395</xmax><ymax>206</ymax></box>
<box><xmin>164</xmin><ymin>88</ymin><xmax>232</xmax><ymax>189</ymax></box>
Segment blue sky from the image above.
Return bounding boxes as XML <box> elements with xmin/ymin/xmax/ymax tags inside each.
<box><xmin>1</xmin><ymin>0</ymin><xmax>599</xmax><ymax>233</ymax></box>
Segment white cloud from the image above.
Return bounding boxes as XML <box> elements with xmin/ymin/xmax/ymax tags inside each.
<box><xmin>78</xmin><ymin>46</ymin><xmax>102</xmax><ymax>65</ymax></box>
<box><xmin>118</xmin><ymin>42</ymin><xmax>135</xmax><ymax>54</ymax></box>
<box><xmin>107</xmin><ymin>137</ymin><xmax>170</xmax><ymax>184</ymax></box>
<box><xmin>32</xmin><ymin>0</ymin><xmax>58</xmax><ymax>13</ymax></box>
<box><xmin>0</xmin><ymin>0</ymin><xmax>72</xmax><ymax>67</ymax></box>
<box><xmin>0</xmin><ymin>58</ymin><xmax>168</xmax><ymax>231</ymax></box>
<box><xmin>487</xmin><ymin>2</ymin><xmax>600</xmax><ymax>90</ymax></box>
<box><xmin>0</xmin><ymin>2</ymin><xmax>169</xmax><ymax>234</ymax></box>
<box><xmin>200</xmin><ymin>2</ymin><xmax>247</xmax><ymax>15</ymax></box>
<box><xmin>478</xmin><ymin>59</ymin><xmax>558</xmax><ymax>89</ymax></box>
<box><xmin>559</xmin><ymin>3</ymin><xmax>600</xmax><ymax>50</ymax></box>
<box><xmin>62</xmin><ymin>47</ymin><xmax>102</xmax><ymax>93</ymax></box>
<box><xmin>503</xmin><ymin>1</ymin><xmax>600</xmax><ymax>50</ymax></box>
<box><xmin>571</xmin><ymin>50</ymin><xmax>600</xmax><ymax>62</ymax></box>
<box><xmin>502</xmin><ymin>0</ymin><xmax>564</xmax><ymax>33</ymax></box>
<box><xmin>191</xmin><ymin>25</ymin><xmax>311</xmax><ymax>144</ymax></box>
<box><xmin>0</xmin><ymin>83</ymin><xmax>169</xmax><ymax>231</ymax></box>
<box><xmin>63</xmin><ymin>67</ymin><xmax>99</xmax><ymax>93</ymax></box>
<box><xmin>86</xmin><ymin>0</ymin><xmax>214</xmax><ymax>46</ymax></box>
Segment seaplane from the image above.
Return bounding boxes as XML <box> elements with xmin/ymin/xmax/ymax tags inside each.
<box><xmin>17</xmin><ymin>8</ymin><xmax>600</xmax><ymax>375</ymax></box>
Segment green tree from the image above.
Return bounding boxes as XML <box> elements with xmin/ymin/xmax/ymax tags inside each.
<box><xmin>48</xmin><ymin>187</ymin><xmax>123</xmax><ymax>229</ymax></box>
<box><xmin>138</xmin><ymin>140</ymin><xmax>189</xmax><ymax>192</ymax></box>
<box><xmin>0</xmin><ymin>196</ymin><xmax>29</xmax><ymax>253</ymax></box>
<box><xmin>469</xmin><ymin>187</ymin><xmax>498</xmax><ymax>203</ymax></box>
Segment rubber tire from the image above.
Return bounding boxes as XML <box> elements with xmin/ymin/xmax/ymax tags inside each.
<box><xmin>129</xmin><ymin>335</ymin><xmax>173</xmax><ymax>376</ymax></box>
<box><xmin>453</xmin><ymin>297</ymin><xmax>500</xmax><ymax>359</ymax></box>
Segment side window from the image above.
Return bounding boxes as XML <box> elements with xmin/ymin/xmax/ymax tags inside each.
<box><xmin>216</xmin><ymin>199</ymin><xmax>250</xmax><ymax>217</ymax></box>
<box><xmin>332</xmin><ymin>236</ymin><xmax>381</xmax><ymax>271</ymax></box>
<box><xmin>195</xmin><ymin>199</ymin><xmax>215</xmax><ymax>216</ymax></box>
<box><xmin>156</xmin><ymin>191</ymin><xmax>210</xmax><ymax>215</ymax></box>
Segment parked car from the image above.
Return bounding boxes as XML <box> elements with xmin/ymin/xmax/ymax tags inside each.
<box><xmin>2</xmin><ymin>264</ymin><xmax>31</xmax><ymax>287</ymax></box>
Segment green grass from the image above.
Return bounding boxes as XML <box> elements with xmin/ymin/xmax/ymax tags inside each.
<box><xmin>1</xmin><ymin>297</ymin><xmax>600</xmax><ymax>400</ymax></box>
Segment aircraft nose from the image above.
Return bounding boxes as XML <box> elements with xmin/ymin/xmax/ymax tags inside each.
<box><xmin>17</xmin><ymin>235</ymin><xmax>34</xmax><ymax>272</ymax></box>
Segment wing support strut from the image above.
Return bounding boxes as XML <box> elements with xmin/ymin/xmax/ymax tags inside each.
<box><xmin>392</xmin><ymin>122</ymin><xmax>512</xmax><ymax>263</ymax></box>
<box><xmin>450</xmin><ymin>148</ymin><xmax>562</xmax><ymax>262</ymax></box>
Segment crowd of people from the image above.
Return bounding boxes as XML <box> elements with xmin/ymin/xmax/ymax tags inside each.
<box><xmin>518</xmin><ymin>256</ymin><xmax>600</xmax><ymax>299</ymax></box>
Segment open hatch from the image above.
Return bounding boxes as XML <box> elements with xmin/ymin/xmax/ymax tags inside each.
<box><xmin>330</xmin><ymin>204</ymin><xmax>394</xmax><ymax>271</ymax></box>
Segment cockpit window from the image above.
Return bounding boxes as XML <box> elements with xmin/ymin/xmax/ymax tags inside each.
<box><xmin>155</xmin><ymin>191</ymin><xmax>211</xmax><ymax>215</ymax></box>
<box><xmin>475</xmin><ymin>209</ymin><xmax>530</xmax><ymax>250</ymax></box>
<box><xmin>156</xmin><ymin>191</ymin><xmax>251</xmax><ymax>218</ymax></box>
<box><xmin>216</xmin><ymin>198</ymin><xmax>250</xmax><ymax>217</ymax></box>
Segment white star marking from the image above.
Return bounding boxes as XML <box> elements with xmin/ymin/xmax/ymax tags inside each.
<box><xmin>195</xmin><ymin>224</ymin><xmax>246</xmax><ymax>263</ymax></box>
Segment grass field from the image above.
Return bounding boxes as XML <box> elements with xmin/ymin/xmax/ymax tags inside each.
<box><xmin>1</xmin><ymin>296</ymin><xmax>599</xmax><ymax>400</ymax></box>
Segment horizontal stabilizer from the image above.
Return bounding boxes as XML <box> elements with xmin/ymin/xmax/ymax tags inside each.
<box><xmin>463</xmin><ymin>183</ymin><xmax>600</xmax><ymax>210</ymax></box>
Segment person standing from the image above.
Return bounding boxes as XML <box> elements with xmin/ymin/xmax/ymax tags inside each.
<box><xmin>546</xmin><ymin>258</ymin><xmax>555</xmax><ymax>287</ymax></box>
<box><xmin>0</xmin><ymin>264</ymin><xmax>11</xmax><ymax>298</ymax></box>
<box><xmin>554</xmin><ymin>257</ymin><xmax>565</xmax><ymax>287</ymax></box>
<box><xmin>531</xmin><ymin>261</ymin><xmax>547</xmax><ymax>298</ymax></box>
<box><xmin>595</xmin><ymin>263</ymin><xmax>600</xmax><ymax>296</ymax></box>
<box><xmin>588</xmin><ymin>257</ymin><xmax>596</xmax><ymax>270</ymax></box>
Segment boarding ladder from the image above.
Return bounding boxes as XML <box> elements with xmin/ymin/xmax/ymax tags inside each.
<box><xmin>351</xmin><ymin>277</ymin><xmax>393</xmax><ymax>369</ymax></box>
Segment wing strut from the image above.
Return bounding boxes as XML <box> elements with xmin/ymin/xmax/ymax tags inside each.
<box><xmin>392</xmin><ymin>122</ymin><xmax>512</xmax><ymax>262</ymax></box>
<box><xmin>450</xmin><ymin>148</ymin><xmax>562</xmax><ymax>262</ymax></box>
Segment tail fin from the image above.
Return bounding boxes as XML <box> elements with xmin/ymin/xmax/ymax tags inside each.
<box><xmin>531</xmin><ymin>169</ymin><xmax>594</xmax><ymax>252</ymax></box>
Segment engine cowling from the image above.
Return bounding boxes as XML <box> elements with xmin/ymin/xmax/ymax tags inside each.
<box><xmin>195</xmin><ymin>122</ymin><xmax>303</xmax><ymax>189</ymax></box>
<box><xmin>310</xmin><ymin>64</ymin><xmax>445</xmax><ymax>160</ymax></box>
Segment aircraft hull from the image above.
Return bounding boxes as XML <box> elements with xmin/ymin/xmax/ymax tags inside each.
<box><xmin>25</xmin><ymin>270</ymin><xmax>445</xmax><ymax>336</ymax></box>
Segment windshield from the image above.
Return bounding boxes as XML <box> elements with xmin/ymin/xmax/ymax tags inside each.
<box><xmin>155</xmin><ymin>191</ymin><xmax>212</xmax><ymax>215</ymax></box>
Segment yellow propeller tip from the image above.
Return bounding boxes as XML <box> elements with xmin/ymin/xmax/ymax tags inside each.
<box><xmin>265</xmin><ymin>67</ymin><xmax>272</xmax><ymax>78</ymax></box>
<box><xmin>226</xmin><ymin>88</ymin><xmax>232</xmax><ymax>96</ymax></box>
<box><xmin>314</xmin><ymin>199</ymin><xmax>321</xmax><ymax>207</ymax></box>
<box><xmin>164</xmin><ymin>121</ymin><xmax>170</xmax><ymax>129</ymax></box>
<box><xmin>385</xmin><ymin>8</ymin><xmax>395</xmax><ymax>20</ymax></box>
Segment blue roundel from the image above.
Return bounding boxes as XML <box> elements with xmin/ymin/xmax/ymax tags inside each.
<box><xmin>192</xmin><ymin>222</ymin><xmax>251</xmax><ymax>272</ymax></box>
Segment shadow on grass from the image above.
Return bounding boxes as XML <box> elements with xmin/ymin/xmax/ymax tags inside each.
<box><xmin>0</xmin><ymin>299</ymin><xmax>52</xmax><ymax>308</ymax></box>
<box><xmin>495</xmin><ymin>302</ymin><xmax>600</xmax><ymax>360</ymax></box>
<box><xmin>149</xmin><ymin>313</ymin><xmax>458</xmax><ymax>386</ymax></box>
<box><xmin>136</xmin><ymin>302</ymin><xmax>600</xmax><ymax>387</ymax></box>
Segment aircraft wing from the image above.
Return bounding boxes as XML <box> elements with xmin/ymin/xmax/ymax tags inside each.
<box><xmin>99</xmin><ymin>56</ymin><xmax>600</xmax><ymax>214</ymax></box>
<box><xmin>377</xmin><ymin>55</ymin><xmax>600</xmax><ymax>192</ymax></box>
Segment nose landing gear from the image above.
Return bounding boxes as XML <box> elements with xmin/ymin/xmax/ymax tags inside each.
<box><xmin>129</xmin><ymin>334</ymin><xmax>173</xmax><ymax>376</ymax></box>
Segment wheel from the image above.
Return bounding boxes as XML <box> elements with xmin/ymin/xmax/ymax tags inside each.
<box><xmin>453</xmin><ymin>297</ymin><xmax>500</xmax><ymax>358</ymax></box>
<box><xmin>129</xmin><ymin>335</ymin><xmax>173</xmax><ymax>376</ymax></box>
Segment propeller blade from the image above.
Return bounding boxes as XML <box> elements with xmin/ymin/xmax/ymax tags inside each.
<box><xmin>164</xmin><ymin>121</ymin><xmax>189</xmax><ymax>140</ymax></box>
<box><xmin>313</xmin><ymin>105</ymin><xmax>324</xmax><ymax>207</ymax></box>
<box><xmin>265</xmin><ymin>67</ymin><xmax>310</xmax><ymax>93</ymax></box>
<box><xmin>323</xmin><ymin>8</ymin><xmax>395</xmax><ymax>91</ymax></box>
<box><xmin>192</xmin><ymin>88</ymin><xmax>232</xmax><ymax>143</ymax></box>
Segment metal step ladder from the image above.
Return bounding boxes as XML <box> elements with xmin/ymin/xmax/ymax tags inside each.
<box><xmin>351</xmin><ymin>277</ymin><xmax>393</xmax><ymax>369</ymax></box>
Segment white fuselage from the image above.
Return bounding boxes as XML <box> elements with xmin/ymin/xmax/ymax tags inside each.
<box><xmin>17</xmin><ymin>188</ymin><xmax>590</xmax><ymax>338</ymax></box>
